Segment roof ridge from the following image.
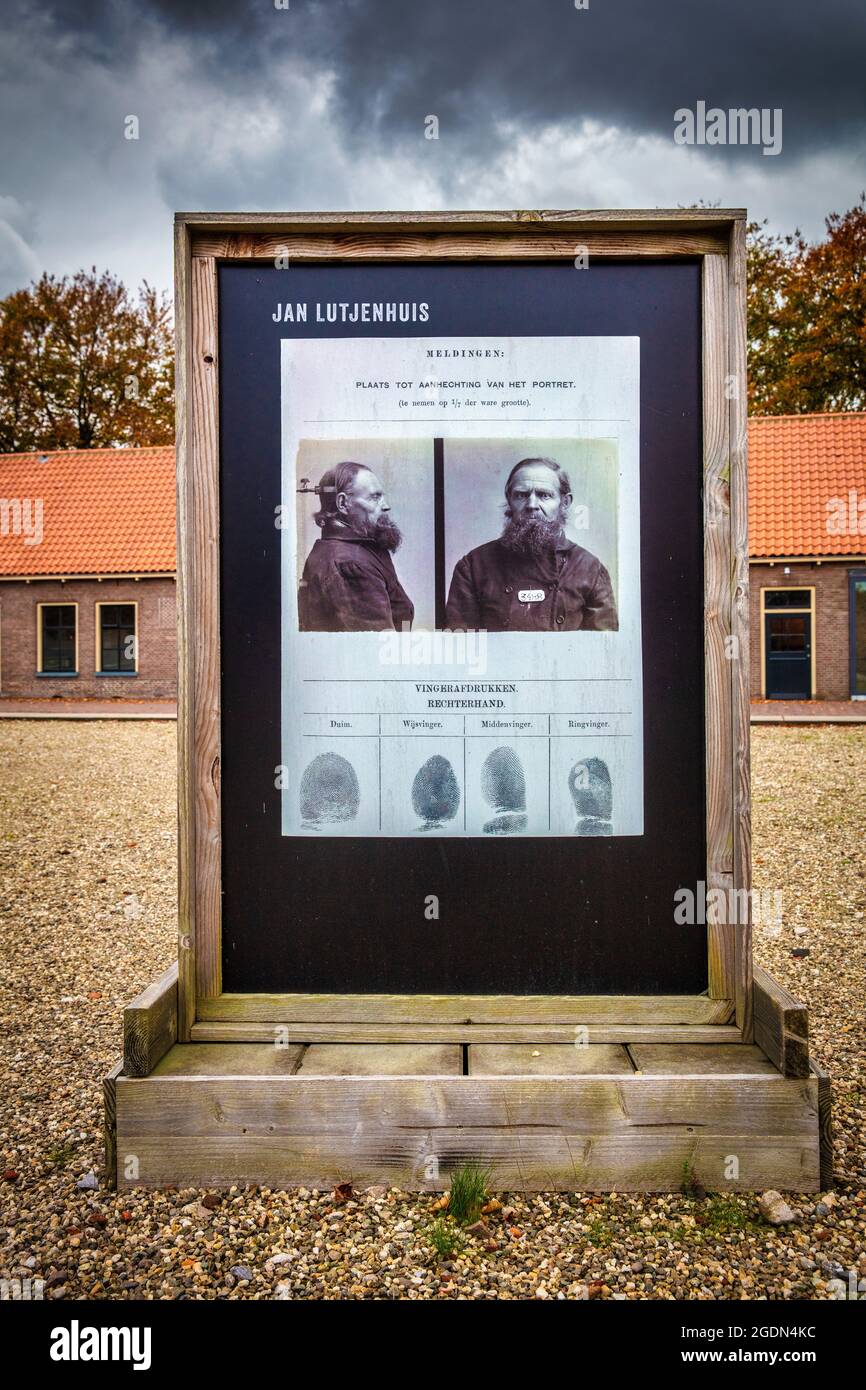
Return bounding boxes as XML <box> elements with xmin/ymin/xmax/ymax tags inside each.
<box><xmin>0</xmin><ymin>445</ymin><xmax>175</xmax><ymax>461</ymax></box>
<box><xmin>749</xmin><ymin>411</ymin><xmax>866</xmax><ymax>422</ymax></box>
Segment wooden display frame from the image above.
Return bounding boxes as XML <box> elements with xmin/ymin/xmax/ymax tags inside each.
<box><xmin>174</xmin><ymin>209</ymin><xmax>752</xmax><ymax>1046</ymax></box>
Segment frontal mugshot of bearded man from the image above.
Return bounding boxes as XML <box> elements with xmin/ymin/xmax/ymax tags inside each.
<box><xmin>444</xmin><ymin>457</ymin><xmax>619</xmax><ymax>632</ymax></box>
<box><xmin>298</xmin><ymin>461</ymin><xmax>415</xmax><ymax>632</ymax></box>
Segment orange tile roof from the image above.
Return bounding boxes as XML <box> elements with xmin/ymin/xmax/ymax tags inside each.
<box><xmin>2</xmin><ymin>421</ymin><xmax>863</xmax><ymax>575</ymax></box>
<box><xmin>749</xmin><ymin>413</ymin><xmax>866</xmax><ymax>558</ymax></box>
<box><xmin>0</xmin><ymin>446</ymin><xmax>176</xmax><ymax>577</ymax></box>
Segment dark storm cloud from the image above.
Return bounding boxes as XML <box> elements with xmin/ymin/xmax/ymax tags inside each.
<box><xmin>2</xmin><ymin>0</ymin><xmax>863</xmax><ymax>298</ymax></box>
<box><xmin>39</xmin><ymin>0</ymin><xmax>866</xmax><ymax>159</ymax></box>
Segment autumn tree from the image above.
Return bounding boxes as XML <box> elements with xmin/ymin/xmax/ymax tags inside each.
<box><xmin>0</xmin><ymin>268</ymin><xmax>174</xmax><ymax>451</ymax></box>
<box><xmin>747</xmin><ymin>194</ymin><xmax>866</xmax><ymax>414</ymax></box>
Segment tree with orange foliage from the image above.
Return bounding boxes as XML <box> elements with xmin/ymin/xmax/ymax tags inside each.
<box><xmin>748</xmin><ymin>194</ymin><xmax>866</xmax><ymax>414</ymax></box>
<box><xmin>0</xmin><ymin>268</ymin><xmax>173</xmax><ymax>451</ymax></box>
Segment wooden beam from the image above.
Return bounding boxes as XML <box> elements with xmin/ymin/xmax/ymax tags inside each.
<box><xmin>190</xmin><ymin>229</ymin><xmax>728</xmax><ymax>261</ymax></box>
<box><xmin>753</xmin><ymin>965</ymin><xmax>809</xmax><ymax>1078</ymax></box>
<box><xmin>810</xmin><ymin>1057</ymin><xmax>834</xmax><ymax>1190</ymax></box>
<box><xmin>190</xmin><ymin>1021</ymin><xmax>743</xmax><ymax>1044</ymax></box>
<box><xmin>702</xmin><ymin>254</ymin><xmax>735</xmax><ymax>1000</ymax></box>
<box><xmin>123</xmin><ymin>962</ymin><xmax>179</xmax><ymax>1077</ymax></box>
<box><xmin>196</xmin><ymin>992</ymin><xmax>733</xmax><ymax>1025</ymax></box>
<box><xmin>153</xmin><ymin>1042</ymin><xmax>305</xmax><ymax>1076</ymax></box>
<box><xmin>468</xmin><ymin>1044</ymin><xmax>633</xmax><ymax>1076</ymax></box>
<box><xmin>174</xmin><ymin>217</ymin><xmax>195</xmax><ymax>1041</ymax></box>
<box><xmin>630</xmin><ymin>1043</ymin><xmax>775</xmax><ymax>1075</ymax></box>
<box><xmin>189</xmin><ymin>257</ymin><xmax>222</xmax><ymax>1007</ymax></box>
<box><xmin>116</xmin><ymin>1070</ymin><xmax>819</xmax><ymax>1192</ymax></box>
<box><xmin>102</xmin><ymin>1059</ymin><xmax>122</xmax><ymax>1190</ymax></box>
<box><xmin>729</xmin><ymin>216</ymin><xmax>753</xmax><ymax>1040</ymax></box>
<box><xmin>178</xmin><ymin>208</ymin><xmax>745</xmax><ymax>236</ymax></box>
<box><xmin>298</xmin><ymin>1044</ymin><xmax>462</xmax><ymax>1076</ymax></box>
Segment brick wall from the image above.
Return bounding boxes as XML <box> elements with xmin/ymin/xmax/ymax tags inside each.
<box><xmin>0</xmin><ymin>576</ymin><xmax>176</xmax><ymax>699</ymax></box>
<box><xmin>749</xmin><ymin>561</ymin><xmax>854</xmax><ymax>700</ymax></box>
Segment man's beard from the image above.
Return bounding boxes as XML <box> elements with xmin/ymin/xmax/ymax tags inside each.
<box><xmin>500</xmin><ymin>508</ymin><xmax>565</xmax><ymax>557</ymax></box>
<box><xmin>362</xmin><ymin>514</ymin><xmax>402</xmax><ymax>552</ymax></box>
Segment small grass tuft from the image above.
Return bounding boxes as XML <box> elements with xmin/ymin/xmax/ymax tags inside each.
<box><xmin>680</xmin><ymin>1159</ymin><xmax>706</xmax><ymax>1200</ymax></box>
<box><xmin>44</xmin><ymin>1142</ymin><xmax>79</xmax><ymax>1168</ymax></box>
<box><xmin>585</xmin><ymin>1216</ymin><xmax>616</xmax><ymax>1247</ymax></box>
<box><xmin>698</xmin><ymin>1195</ymin><xmax>757</xmax><ymax>1236</ymax></box>
<box><xmin>428</xmin><ymin>1217</ymin><xmax>463</xmax><ymax>1261</ymax></box>
<box><xmin>447</xmin><ymin>1162</ymin><xmax>491</xmax><ymax>1226</ymax></box>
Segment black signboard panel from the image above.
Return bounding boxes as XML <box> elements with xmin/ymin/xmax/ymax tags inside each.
<box><xmin>218</xmin><ymin>260</ymin><xmax>706</xmax><ymax>994</ymax></box>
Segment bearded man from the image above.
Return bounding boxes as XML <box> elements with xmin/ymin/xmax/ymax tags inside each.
<box><xmin>444</xmin><ymin>458</ymin><xmax>618</xmax><ymax>632</ymax></box>
<box><xmin>298</xmin><ymin>462</ymin><xmax>414</xmax><ymax>631</ymax></box>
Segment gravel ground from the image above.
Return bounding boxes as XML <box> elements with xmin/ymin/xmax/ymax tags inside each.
<box><xmin>1</xmin><ymin>721</ymin><xmax>863</xmax><ymax>1301</ymax></box>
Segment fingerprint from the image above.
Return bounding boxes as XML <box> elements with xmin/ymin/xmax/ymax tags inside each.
<box><xmin>300</xmin><ymin>752</ymin><xmax>360</xmax><ymax>827</ymax></box>
<box><xmin>412</xmin><ymin>754</ymin><xmax>460</xmax><ymax>830</ymax></box>
<box><xmin>574</xmin><ymin>815</ymin><xmax>612</xmax><ymax>837</ymax></box>
<box><xmin>568</xmin><ymin>757</ymin><xmax>612</xmax><ymax>834</ymax></box>
<box><xmin>481</xmin><ymin>745</ymin><xmax>528</xmax><ymax>834</ymax></box>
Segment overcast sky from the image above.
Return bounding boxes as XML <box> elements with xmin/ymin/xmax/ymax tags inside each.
<box><xmin>1</xmin><ymin>0</ymin><xmax>864</xmax><ymax>298</ymax></box>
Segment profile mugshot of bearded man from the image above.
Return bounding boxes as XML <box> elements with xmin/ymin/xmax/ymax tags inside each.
<box><xmin>298</xmin><ymin>462</ymin><xmax>415</xmax><ymax>632</ymax></box>
<box><xmin>444</xmin><ymin>457</ymin><xmax>619</xmax><ymax>632</ymax></box>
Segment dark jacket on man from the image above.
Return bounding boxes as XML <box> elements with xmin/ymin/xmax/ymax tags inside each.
<box><xmin>298</xmin><ymin>519</ymin><xmax>414</xmax><ymax>632</ymax></box>
<box><xmin>445</xmin><ymin>534</ymin><xmax>618</xmax><ymax>632</ymax></box>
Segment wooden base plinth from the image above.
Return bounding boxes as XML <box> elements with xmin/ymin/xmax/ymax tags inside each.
<box><xmin>110</xmin><ymin>1040</ymin><xmax>823</xmax><ymax>1193</ymax></box>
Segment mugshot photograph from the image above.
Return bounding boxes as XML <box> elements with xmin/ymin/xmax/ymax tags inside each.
<box><xmin>444</xmin><ymin>451</ymin><xmax>619</xmax><ymax>633</ymax></box>
<box><xmin>295</xmin><ymin>439</ymin><xmax>435</xmax><ymax>633</ymax></box>
<box><xmin>297</xmin><ymin>460</ymin><xmax>415</xmax><ymax>632</ymax></box>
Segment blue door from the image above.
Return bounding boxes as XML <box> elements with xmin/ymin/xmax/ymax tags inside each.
<box><xmin>765</xmin><ymin>604</ymin><xmax>811</xmax><ymax>699</ymax></box>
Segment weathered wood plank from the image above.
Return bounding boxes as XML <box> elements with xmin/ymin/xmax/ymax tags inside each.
<box><xmin>297</xmin><ymin>1045</ymin><xmax>462</xmax><ymax>1076</ymax></box>
<box><xmin>703</xmin><ymin>253</ymin><xmax>735</xmax><ymax>1001</ymax></box>
<box><xmin>118</xmin><ymin>1076</ymin><xmax>817</xmax><ymax>1136</ymax></box>
<box><xmin>468</xmin><ymin>1044</ymin><xmax>632</xmax><ymax>1075</ymax></box>
<box><xmin>116</xmin><ymin>1073</ymin><xmax>819</xmax><ymax>1192</ymax></box>
<box><xmin>179</xmin><ymin>208</ymin><xmax>745</xmax><ymax>232</ymax></box>
<box><xmin>195</xmin><ymin>993</ymin><xmax>733</xmax><ymax>1025</ymax></box>
<box><xmin>102</xmin><ymin>1059</ymin><xmax>123</xmax><ymax>1190</ymax></box>
<box><xmin>189</xmin><ymin>257</ymin><xmax>222</xmax><ymax>1006</ymax></box>
<box><xmin>810</xmin><ymin>1058</ymin><xmax>834</xmax><ymax>1190</ymax></box>
<box><xmin>190</xmin><ymin>1021</ymin><xmax>743</xmax><ymax>1044</ymax></box>
<box><xmin>152</xmin><ymin>1043</ymin><xmax>305</xmax><ymax>1076</ymax></box>
<box><xmin>729</xmin><ymin>215</ymin><xmax>753</xmax><ymax>1040</ymax></box>
<box><xmin>174</xmin><ymin>218</ymin><xmax>195</xmax><ymax>1041</ymax></box>
<box><xmin>190</xmin><ymin>230</ymin><xmax>728</xmax><ymax>261</ymax></box>
<box><xmin>123</xmin><ymin>962</ymin><xmax>178</xmax><ymax>1077</ymax></box>
<box><xmin>753</xmin><ymin>965</ymin><xmax>810</xmax><ymax>1078</ymax></box>
<box><xmin>629</xmin><ymin>1043</ymin><xmax>775</xmax><ymax>1075</ymax></box>
<box><xmin>118</xmin><ymin>1133</ymin><xmax>817</xmax><ymax>1194</ymax></box>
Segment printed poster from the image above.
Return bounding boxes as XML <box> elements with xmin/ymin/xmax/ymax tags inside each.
<box><xmin>280</xmin><ymin>335</ymin><xmax>642</xmax><ymax>838</ymax></box>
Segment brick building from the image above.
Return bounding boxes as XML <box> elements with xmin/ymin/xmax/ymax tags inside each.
<box><xmin>0</xmin><ymin>447</ymin><xmax>176</xmax><ymax>702</ymax></box>
<box><xmin>2</xmin><ymin>420</ymin><xmax>864</xmax><ymax>706</ymax></box>
<box><xmin>749</xmin><ymin>413</ymin><xmax>866</xmax><ymax>701</ymax></box>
